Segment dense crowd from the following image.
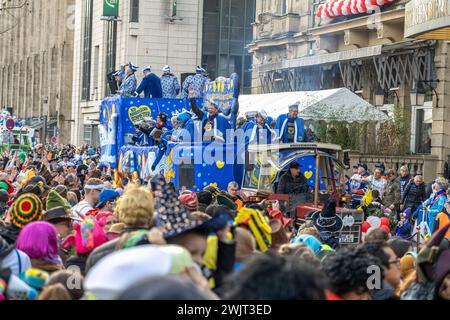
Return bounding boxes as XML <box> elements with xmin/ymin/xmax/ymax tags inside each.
<box><xmin>0</xmin><ymin>144</ymin><xmax>448</xmax><ymax>301</ymax></box>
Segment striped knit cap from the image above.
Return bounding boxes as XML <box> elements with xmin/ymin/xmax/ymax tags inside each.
<box><xmin>10</xmin><ymin>193</ymin><xmax>44</xmax><ymax>229</ymax></box>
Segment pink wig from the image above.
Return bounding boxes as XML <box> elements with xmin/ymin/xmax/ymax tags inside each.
<box><xmin>16</xmin><ymin>221</ymin><xmax>61</xmax><ymax>265</ymax></box>
<box><xmin>74</xmin><ymin>218</ymin><xmax>108</xmax><ymax>255</ymax></box>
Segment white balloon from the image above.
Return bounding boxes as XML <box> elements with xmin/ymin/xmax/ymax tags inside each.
<box><xmin>367</xmin><ymin>216</ymin><xmax>381</xmax><ymax>228</ymax></box>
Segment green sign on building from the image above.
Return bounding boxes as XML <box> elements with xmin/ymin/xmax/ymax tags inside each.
<box><xmin>171</xmin><ymin>0</ymin><xmax>177</xmax><ymax>17</ymax></box>
<box><xmin>103</xmin><ymin>0</ymin><xmax>119</xmax><ymax>17</ymax></box>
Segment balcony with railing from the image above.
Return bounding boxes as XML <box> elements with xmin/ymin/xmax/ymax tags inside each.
<box><xmin>348</xmin><ymin>151</ymin><xmax>439</xmax><ymax>182</ymax></box>
<box><xmin>253</xmin><ymin>11</ymin><xmax>302</xmax><ymax>41</ymax></box>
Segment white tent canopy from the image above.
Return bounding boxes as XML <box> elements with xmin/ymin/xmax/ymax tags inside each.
<box><xmin>238</xmin><ymin>88</ymin><xmax>389</xmax><ymax>123</ymax></box>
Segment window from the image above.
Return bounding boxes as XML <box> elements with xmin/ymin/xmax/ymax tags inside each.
<box><xmin>83</xmin><ymin>124</ymin><xmax>99</xmax><ymax>147</ymax></box>
<box><xmin>201</xmin><ymin>0</ymin><xmax>255</xmax><ymax>94</ymax></box>
<box><xmin>105</xmin><ymin>20</ymin><xmax>117</xmax><ymax>94</ymax></box>
<box><xmin>81</xmin><ymin>0</ymin><xmax>93</xmax><ymax>101</ymax></box>
<box><xmin>93</xmin><ymin>45</ymin><xmax>100</xmax><ymax>100</ymax></box>
<box><xmin>412</xmin><ymin>104</ymin><xmax>432</xmax><ymax>154</ymax></box>
<box><xmin>130</xmin><ymin>0</ymin><xmax>139</xmax><ymax>22</ymax></box>
<box><xmin>280</xmin><ymin>0</ymin><xmax>288</xmax><ymax>15</ymax></box>
<box><xmin>83</xmin><ymin>124</ymin><xmax>92</xmax><ymax>144</ymax></box>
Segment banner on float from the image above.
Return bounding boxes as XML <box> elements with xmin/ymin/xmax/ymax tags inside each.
<box><xmin>118</xmin><ymin>145</ymin><xmax>174</xmax><ymax>183</ymax></box>
<box><xmin>203</xmin><ymin>73</ymin><xmax>239</xmax><ymax>114</ymax></box>
<box><xmin>99</xmin><ymin>95</ymin><xmax>121</xmax><ymax>168</ymax></box>
<box><xmin>204</xmin><ymin>73</ymin><xmax>239</xmax><ymax>127</ymax></box>
<box><xmin>120</xmin><ymin>98</ymin><xmax>197</xmax><ymax>134</ymax></box>
<box><xmin>99</xmin><ymin>96</ymin><xmax>204</xmax><ymax>169</ymax></box>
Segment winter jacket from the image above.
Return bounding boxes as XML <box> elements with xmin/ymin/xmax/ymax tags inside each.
<box><xmin>396</xmin><ymin>219</ymin><xmax>412</xmax><ymax>239</ymax></box>
<box><xmin>64</xmin><ymin>255</ymin><xmax>87</xmax><ymax>275</ymax></box>
<box><xmin>432</xmin><ymin>211</ymin><xmax>450</xmax><ymax>238</ymax></box>
<box><xmin>136</xmin><ymin>73</ymin><xmax>163</xmax><ymax>98</ymax></box>
<box><xmin>0</xmin><ymin>224</ymin><xmax>21</xmax><ymax>245</ymax></box>
<box><xmin>370</xmin><ymin>282</ymin><xmax>399</xmax><ymax>300</ymax></box>
<box><xmin>362</xmin><ymin>176</ymin><xmax>386</xmax><ymax>196</ymax></box>
<box><xmin>401</xmin><ymin>181</ymin><xmax>426</xmax><ymax>212</ymax></box>
<box><xmin>382</xmin><ymin>179</ymin><xmax>401</xmax><ymax>210</ymax></box>
<box><xmin>0</xmin><ymin>237</ymin><xmax>32</xmax><ymax>276</ymax></box>
<box><xmin>397</xmin><ymin>175</ymin><xmax>410</xmax><ymax>199</ymax></box>
<box><xmin>277</xmin><ymin>171</ymin><xmax>310</xmax><ymax>195</ymax></box>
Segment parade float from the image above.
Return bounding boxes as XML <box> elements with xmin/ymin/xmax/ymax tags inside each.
<box><xmin>100</xmin><ymin>73</ymin><xmax>394</xmax><ymax>245</ymax></box>
<box><xmin>99</xmin><ymin>74</ymin><xmax>241</xmax><ymax>191</ymax></box>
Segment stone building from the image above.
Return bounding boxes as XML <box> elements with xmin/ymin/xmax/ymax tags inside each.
<box><xmin>248</xmin><ymin>0</ymin><xmax>450</xmax><ymax>181</ymax></box>
<box><xmin>0</xmin><ymin>0</ymin><xmax>75</xmax><ymax>143</ymax></box>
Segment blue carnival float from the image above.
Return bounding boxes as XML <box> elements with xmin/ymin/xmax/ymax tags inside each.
<box><xmin>99</xmin><ymin>76</ymin><xmax>378</xmax><ymax>246</ymax></box>
<box><xmin>99</xmin><ymin>74</ymin><xmax>245</xmax><ymax>191</ymax></box>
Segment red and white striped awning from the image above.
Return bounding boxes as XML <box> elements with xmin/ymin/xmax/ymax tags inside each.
<box><xmin>316</xmin><ymin>0</ymin><xmax>396</xmax><ymax>19</ymax></box>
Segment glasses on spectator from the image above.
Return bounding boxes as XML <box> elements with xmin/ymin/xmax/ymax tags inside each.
<box><xmin>388</xmin><ymin>258</ymin><xmax>400</xmax><ymax>266</ymax></box>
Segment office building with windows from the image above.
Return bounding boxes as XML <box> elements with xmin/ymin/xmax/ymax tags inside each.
<box><xmin>0</xmin><ymin>0</ymin><xmax>75</xmax><ymax>143</ymax></box>
<box><xmin>72</xmin><ymin>0</ymin><xmax>258</xmax><ymax>145</ymax></box>
<box><xmin>71</xmin><ymin>0</ymin><xmax>204</xmax><ymax>145</ymax></box>
<box><xmin>201</xmin><ymin>0</ymin><xmax>255</xmax><ymax>94</ymax></box>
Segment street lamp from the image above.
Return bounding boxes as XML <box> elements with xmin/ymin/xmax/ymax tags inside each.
<box><xmin>410</xmin><ymin>82</ymin><xmax>426</xmax><ymax>106</ymax></box>
<box><xmin>374</xmin><ymin>86</ymin><xmax>385</xmax><ymax>107</ymax></box>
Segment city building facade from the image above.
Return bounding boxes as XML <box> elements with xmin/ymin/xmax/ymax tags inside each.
<box><xmin>71</xmin><ymin>0</ymin><xmax>204</xmax><ymax>146</ymax></box>
<box><xmin>201</xmin><ymin>0</ymin><xmax>255</xmax><ymax>94</ymax></box>
<box><xmin>72</xmin><ymin>0</ymin><xmax>259</xmax><ymax>146</ymax></box>
<box><xmin>248</xmin><ymin>0</ymin><xmax>450</xmax><ymax>181</ymax></box>
<box><xmin>0</xmin><ymin>0</ymin><xmax>75</xmax><ymax>143</ymax></box>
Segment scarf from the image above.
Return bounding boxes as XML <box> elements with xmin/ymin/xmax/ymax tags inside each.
<box><xmin>430</xmin><ymin>189</ymin><xmax>446</xmax><ymax>206</ymax></box>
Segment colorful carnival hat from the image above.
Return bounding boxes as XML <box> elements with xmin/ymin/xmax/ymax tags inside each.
<box><xmin>0</xmin><ymin>180</ymin><xmax>14</xmax><ymax>195</ymax></box>
<box><xmin>195</xmin><ymin>66</ymin><xmax>206</xmax><ymax>74</ymax></box>
<box><xmin>10</xmin><ymin>193</ymin><xmax>44</xmax><ymax>229</ymax></box>
<box><xmin>234</xmin><ymin>207</ymin><xmax>272</xmax><ymax>252</ymax></box>
<box><xmin>154</xmin><ymin>176</ymin><xmax>225</xmax><ymax>239</ymax></box>
<box><xmin>178</xmin><ymin>192</ymin><xmax>199</xmax><ymax>211</ymax></box>
<box><xmin>75</xmin><ymin>218</ymin><xmax>108</xmax><ymax>255</ymax></box>
<box><xmin>311</xmin><ymin>199</ymin><xmax>343</xmax><ymax>233</ymax></box>
<box><xmin>128</xmin><ymin>62</ymin><xmax>138</xmax><ymax>73</ymax></box>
